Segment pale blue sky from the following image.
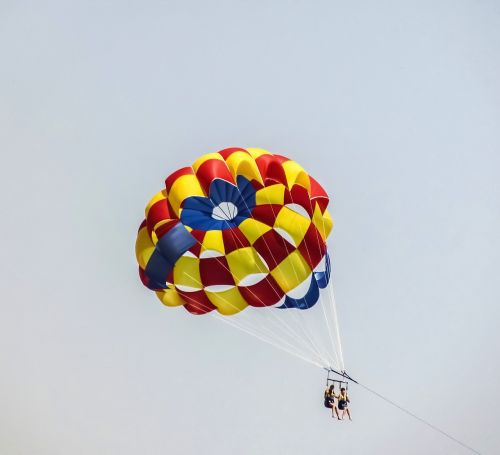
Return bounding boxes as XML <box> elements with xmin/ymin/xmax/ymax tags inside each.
<box><xmin>1</xmin><ymin>1</ymin><xmax>499</xmax><ymax>454</ymax></box>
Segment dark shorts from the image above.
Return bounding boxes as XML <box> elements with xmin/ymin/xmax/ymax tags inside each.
<box><xmin>338</xmin><ymin>400</ymin><xmax>348</xmax><ymax>410</ymax></box>
<box><xmin>324</xmin><ymin>398</ymin><xmax>334</xmax><ymax>408</ymax></box>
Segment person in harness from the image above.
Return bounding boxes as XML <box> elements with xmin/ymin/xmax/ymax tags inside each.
<box><xmin>338</xmin><ymin>387</ymin><xmax>351</xmax><ymax>420</ymax></box>
<box><xmin>324</xmin><ymin>384</ymin><xmax>341</xmax><ymax>419</ymax></box>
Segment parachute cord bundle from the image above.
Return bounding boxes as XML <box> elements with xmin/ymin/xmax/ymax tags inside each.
<box><xmin>308</xmin><ymin>185</ymin><xmax>345</xmax><ymax>370</ymax></box>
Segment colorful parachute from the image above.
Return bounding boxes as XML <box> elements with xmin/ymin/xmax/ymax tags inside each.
<box><xmin>135</xmin><ymin>147</ymin><xmax>333</xmax><ymax>316</ymax></box>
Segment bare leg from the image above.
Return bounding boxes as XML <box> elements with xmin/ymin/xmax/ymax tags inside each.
<box><xmin>346</xmin><ymin>409</ymin><xmax>351</xmax><ymax>420</ymax></box>
<box><xmin>335</xmin><ymin>407</ymin><xmax>341</xmax><ymax>419</ymax></box>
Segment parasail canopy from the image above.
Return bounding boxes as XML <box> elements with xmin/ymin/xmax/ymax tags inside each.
<box><xmin>135</xmin><ymin>147</ymin><xmax>344</xmax><ymax>371</ymax></box>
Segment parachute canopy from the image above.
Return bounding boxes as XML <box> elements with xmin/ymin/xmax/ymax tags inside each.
<box><xmin>135</xmin><ymin>147</ymin><xmax>333</xmax><ymax>317</ymax></box>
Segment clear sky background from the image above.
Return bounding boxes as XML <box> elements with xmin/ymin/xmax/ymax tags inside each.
<box><xmin>1</xmin><ymin>1</ymin><xmax>499</xmax><ymax>454</ymax></box>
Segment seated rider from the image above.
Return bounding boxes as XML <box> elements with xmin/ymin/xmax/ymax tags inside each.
<box><xmin>338</xmin><ymin>387</ymin><xmax>351</xmax><ymax>420</ymax></box>
<box><xmin>324</xmin><ymin>384</ymin><xmax>341</xmax><ymax>419</ymax></box>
